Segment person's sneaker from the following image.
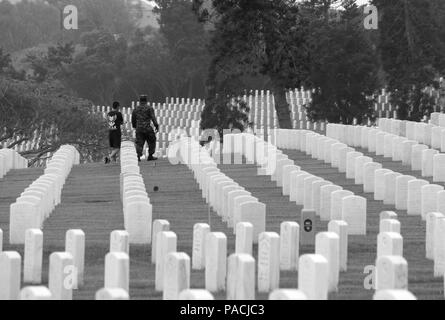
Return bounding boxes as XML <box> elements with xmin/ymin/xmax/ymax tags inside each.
<box><xmin>147</xmin><ymin>156</ymin><xmax>158</xmax><ymax>161</ymax></box>
<box><xmin>104</xmin><ymin>157</ymin><xmax>110</xmax><ymax>164</ymax></box>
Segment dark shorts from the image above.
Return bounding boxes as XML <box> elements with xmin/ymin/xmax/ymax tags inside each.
<box><xmin>109</xmin><ymin>130</ymin><xmax>121</xmax><ymax>149</ymax></box>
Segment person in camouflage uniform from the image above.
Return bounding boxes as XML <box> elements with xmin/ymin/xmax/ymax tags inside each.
<box><xmin>131</xmin><ymin>95</ymin><xmax>159</xmax><ymax>161</ymax></box>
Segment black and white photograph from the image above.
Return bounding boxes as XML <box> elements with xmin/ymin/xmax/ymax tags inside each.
<box><xmin>0</xmin><ymin>0</ymin><xmax>445</xmax><ymax>307</ymax></box>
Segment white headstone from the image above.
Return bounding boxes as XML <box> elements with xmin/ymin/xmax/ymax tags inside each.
<box><xmin>163</xmin><ymin>252</ymin><xmax>190</xmax><ymax>300</ymax></box>
<box><xmin>328</xmin><ymin>220</ymin><xmax>348</xmax><ymax>272</ymax></box>
<box><xmin>383</xmin><ymin>172</ymin><xmax>402</xmax><ymax>205</ymax></box>
<box><xmin>379</xmin><ymin>219</ymin><xmax>401</xmax><ymax>234</ymax></box>
<box><xmin>178</xmin><ymin>289</ymin><xmax>214</xmax><ymax>300</ymax></box>
<box><xmin>110</xmin><ymin>230</ymin><xmax>130</xmax><ymax>255</ymax></box>
<box><xmin>227</xmin><ymin>190</ymin><xmax>251</xmax><ymax>226</ymax></box>
<box><xmin>331</xmin><ymin>143</ymin><xmax>346</xmax><ymax>169</ymax></box>
<box><xmin>320</xmin><ymin>185</ymin><xmax>343</xmax><ymax>221</ymax></box>
<box><xmin>20</xmin><ymin>286</ymin><xmax>52</xmax><ymax>300</ymax></box>
<box><xmin>373</xmin><ymin>289</ymin><xmax>416</xmax><ymax>300</ymax></box>
<box><xmin>395</xmin><ymin>175</ymin><xmax>416</xmax><ymax>210</ymax></box>
<box><xmin>303</xmin><ymin>176</ymin><xmax>322</xmax><ymax>209</ymax></box>
<box><xmin>257</xmin><ymin>232</ymin><xmax>280</xmax><ymax>293</ymax></box>
<box><xmin>393</xmin><ymin>136</ymin><xmax>407</xmax><ymax>161</ymax></box>
<box><xmin>155</xmin><ymin>231</ymin><xmax>177</xmax><ymax>291</ymax></box>
<box><xmin>282</xmin><ymin>166</ymin><xmax>300</xmax><ymax>196</ymax></box>
<box><xmin>330</xmin><ymin>190</ymin><xmax>354</xmax><ymax>221</ymax></box>
<box><xmin>205</xmin><ymin>232</ymin><xmax>227</xmax><ymax>292</ymax></box>
<box><xmin>421</xmin><ymin>184</ymin><xmax>444</xmax><ymax>220</ymax></box>
<box><xmin>95</xmin><ymin>288</ymin><xmax>129</xmax><ymax>300</ymax></box>
<box><xmin>0</xmin><ymin>251</ymin><xmax>21</xmax><ymax>300</ymax></box>
<box><xmin>235</xmin><ymin>222</ymin><xmax>253</xmax><ymax>255</ymax></box>
<box><xmin>376</xmin><ymin>255</ymin><xmax>408</xmax><ymax>290</ymax></box>
<box><xmin>227</xmin><ymin>253</ymin><xmax>255</xmax><ymax>300</ymax></box>
<box><xmin>269</xmin><ymin>289</ymin><xmax>307</xmax><ymax>300</ymax></box>
<box><xmin>125</xmin><ymin>201</ymin><xmax>152</xmax><ymax>244</ymax></box>
<box><xmin>279</xmin><ymin>221</ymin><xmax>299</xmax><ymax>271</ymax></box>
<box><xmin>104</xmin><ymin>252</ymin><xmax>129</xmax><ymax>293</ymax></box>
<box><xmin>312</xmin><ymin>180</ymin><xmax>332</xmax><ymax>216</ymax></box>
<box><xmin>289</xmin><ymin>171</ymin><xmax>308</xmax><ymax>202</ymax></box>
<box><xmin>375</xmin><ymin>132</ymin><xmax>386</xmax><ymax>156</ymax></box>
<box><xmin>433</xmin><ymin>217</ymin><xmax>445</xmax><ymax>277</ymax></box>
<box><xmin>65</xmin><ymin>229</ymin><xmax>85</xmax><ymax>287</ymax></box>
<box><xmin>421</xmin><ymin>149</ymin><xmax>439</xmax><ymax>177</ymax></box>
<box><xmin>377</xmin><ymin>232</ymin><xmax>403</xmax><ymax>258</ymax></box>
<box><xmin>151</xmin><ymin>220</ymin><xmax>169</xmax><ymax>263</ymax></box>
<box><xmin>380</xmin><ymin>211</ymin><xmax>398</xmax><ymax>220</ymax></box>
<box><xmin>407</xmin><ymin>179</ymin><xmax>429</xmax><ymax>215</ymax></box>
<box><xmin>431</xmin><ymin>127</ymin><xmax>443</xmax><ymax>149</ymax></box>
<box><xmin>346</xmin><ymin>152</ymin><xmax>363</xmax><ymax>180</ymax></box>
<box><xmin>411</xmin><ymin>144</ymin><xmax>428</xmax><ymax>171</ymax></box>
<box><xmin>9</xmin><ymin>201</ymin><xmax>40</xmax><ymax>244</ymax></box>
<box><xmin>48</xmin><ymin>252</ymin><xmax>74</xmax><ymax>300</ymax></box>
<box><xmin>383</xmin><ymin>134</ymin><xmax>396</xmax><ymax>158</ymax></box>
<box><xmin>238</xmin><ymin>201</ymin><xmax>266</xmax><ymax>244</ymax></box>
<box><xmin>298</xmin><ymin>254</ymin><xmax>329</xmax><ymax>300</ymax></box>
<box><xmin>401</xmin><ymin>140</ymin><xmax>416</xmax><ymax>165</ymax></box>
<box><xmin>433</xmin><ymin>154</ymin><xmax>445</xmax><ymax>182</ymax></box>
<box><xmin>426</xmin><ymin>212</ymin><xmax>444</xmax><ymax>260</ymax></box>
<box><xmin>374</xmin><ymin>169</ymin><xmax>392</xmax><ymax>201</ymax></box>
<box><xmin>192</xmin><ymin>223</ymin><xmax>210</xmax><ymax>270</ymax></box>
<box><xmin>363</xmin><ymin>162</ymin><xmax>382</xmax><ymax>193</ymax></box>
<box><xmin>315</xmin><ymin>232</ymin><xmax>340</xmax><ymax>292</ymax></box>
<box><xmin>367</xmin><ymin>129</ymin><xmax>377</xmax><ymax>152</ymax></box>
<box><xmin>295</xmin><ymin>173</ymin><xmax>313</xmax><ymax>205</ymax></box>
<box><xmin>437</xmin><ymin>190</ymin><xmax>445</xmax><ymax>214</ymax></box>
<box><xmin>341</xmin><ymin>196</ymin><xmax>367</xmax><ymax>235</ymax></box>
<box><xmin>24</xmin><ymin>229</ymin><xmax>43</xmax><ymax>284</ymax></box>
<box><xmin>339</xmin><ymin>147</ymin><xmax>354</xmax><ymax>173</ymax></box>
<box><xmin>355</xmin><ymin>156</ymin><xmax>372</xmax><ymax>185</ymax></box>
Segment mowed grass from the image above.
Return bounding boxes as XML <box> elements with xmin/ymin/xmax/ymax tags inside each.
<box><xmin>0</xmin><ymin>149</ymin><xmax>443</xmax><ymax>300</ymax></box>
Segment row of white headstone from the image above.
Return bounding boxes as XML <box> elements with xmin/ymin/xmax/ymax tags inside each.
<box><xmin>323</xmin><ymin>124</ymin><xmax>445</xmax><ymax>285</ymax></box>
<box><xmin>278</xmin><ymin>127</ymin><xmax>445</xmax><ymax>294</ymax></box>
<box><xmin>9</xmin><ymin>145</ymin><xmax>79</xmax><ymax>244</ymax></box>
<box><xmin>185</xmin><ymin>134</ymin><xmax>347</xmax><ymax>299</ymax></box>
<box><xmin>380</xmin><ymin>116</ymin><xmax>445</xmax><ymax>150</ymax></box>
<box><xmin>270</xmin><ymin>131</ymin><xmax>367</xmax><ymax>235</ymax></box>
<box><xmin>178</xmin><ymin>136</ymin><xmax>267</xmax><ymax>241</ymax></box>
<box><xmin>324</xmin><ymin>123</ymin><xmax>445</xmax><ymax>220</ymax></box>
<box><xmin>0</xmin><ymin>148</ymin><xmax>28</xmax><ymax>179</ymax></box>
<box><xmin>188</xmin><ymin>211</ymin><xmax>412</xmax><ymax>299</ymax></box>
<box><xmin>173</xmin><ymin>137</ymin><xmax>315</xmax><ymax>298</ymax></box>
<box><xmin>119</xmin><ymin>141</ymin><xmax>152</xmax><ymax>244</ymax></box>
<box><xmin>375</xmin><ymin>212</ymin><xmax>410</xmax><ymax>292</ymax></box>
<box><xmin>171</xmin><ymin>133</ymin><xmax>418</xmax><ymax>299</ymax></box>
<box><xmin>0</xmin><ymin>228</ymin><xmax>85</xmax><ymax>300</ymax></box>
<box><xmin>355</xmin><ymin>120</ymin><xmax>445</xmax><ymax>181</ymax></box>
<box><xmin>228</xmin><ymin>133</ymin><xmax>364</xmax><ymax>235</ymax></box>
<box><xmin>108</xmin><ymin>219</ymin><xmax>305</xmax><ymax>300</ymax></box>
<box><xmin>272</xmin><ymin>129</ymin><xmax>422</xmax><ymax>298</ymax></box>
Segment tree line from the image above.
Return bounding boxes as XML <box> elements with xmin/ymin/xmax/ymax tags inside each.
<box><xmin>194</xmin><ymin>0</ymin><xmax>445</xmax><ymax>133</ymax></box>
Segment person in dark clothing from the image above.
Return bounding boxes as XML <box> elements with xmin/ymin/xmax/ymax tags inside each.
<box><xmin>105</xmin><ymin>101</ymin><xmax>124</xmax><ymax>164</ymax></box>
<box><xmin>131</xmin><ymin>95</ymin><xmax>159</xmax><ymax>161</ymax></box>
